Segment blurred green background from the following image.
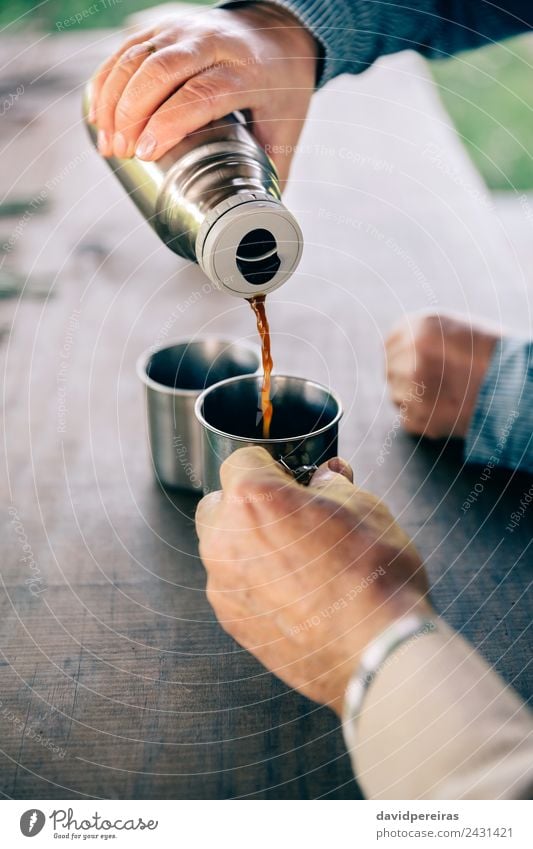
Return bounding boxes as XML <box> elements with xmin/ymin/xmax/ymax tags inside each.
<box><xmin>431</xmin><ymin>35</ymin><xmax>533</xmax><ymax>191</ymax></box>
<box><xmin>2</xmin><ymin>0</ymin><xmax>532</xmax><ymax>191</ymax></box>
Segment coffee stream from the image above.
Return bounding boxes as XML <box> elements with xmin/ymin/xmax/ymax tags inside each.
<box><xmin>249</xmin><ymin>295</ymin><xmax>273</xmax><ymax>439</ymax></box>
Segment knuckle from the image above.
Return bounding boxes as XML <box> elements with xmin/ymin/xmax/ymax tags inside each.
<box><xmin>143</xmin><ymin>51</ymin><xmax>178</xmax><ymax>84</ymax></box>
<box><xmin>189</xmin><ymin>24</ymin><xmax>220</xmax><ymax>45</ymax></box>
<box><xmin>226</xmin><ymin>476</ymin><xmax>295</xmax><ymax>522</ymax></box>
<box><xmin>100</xmin><ymin>82</ymin><xmax>124</xmax><ymax>113</ymax></box>
<box><xmin>97</xmin><ymin>100</ymin><xmax>117</xmax><ymax>126</ymax></box>
<box><xmin>121</xmin><ymin>45</ymin><xmax>145</xmax><ymax>64</ymax></box>
<box><xmin>229</xmin><ymin>476</ymin><xmax>271</xmax><ymax>507</ymax></box>
<box><xmin>413</xmin><ymin>336</ymin><xmax>434</xmax><ymax>367</ymax></box>
<box><xmin>114</xmin><ymin>98</ymin><xmax>138</xmax><ymax>129</ymax></box>
<box><xmin>415</xmin><ymin>314</ymin><xmax>442</xmax><ymax>347</ymax></box>
<box><xmin>402</xmin><ymin>417</ymin><xmax>424</xmax><ymax>435</ymax></box>
<box><xmin>417</xmin><ymin>313</ymin><xmax>440</xmax><ymax>332</ymax></box>
<box><xmin>397</xmin><ymin>398</ymin><xmax>413</xmax><ymax>417</ymax></box>
<box><xmin>182</xmin><ymin>74</ymin><xmax>227</xmax><ymax>110</ymax></box>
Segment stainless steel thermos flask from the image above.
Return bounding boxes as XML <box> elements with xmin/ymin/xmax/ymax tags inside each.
<box><xmin>83</xmin><ymin>86</ymin><xmax>303</xmax><ymax>297</ymax></box>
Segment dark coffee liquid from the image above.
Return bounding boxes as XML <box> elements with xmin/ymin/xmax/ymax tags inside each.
<box><xmin>249</xmin><ymin>295</ymin><xmax>273</xmax><ymax>439</ymax></box>
<box><xmin>202</xmin><ymin>378</ymin><xmax>335</xmax><ymax>440</ymax></box>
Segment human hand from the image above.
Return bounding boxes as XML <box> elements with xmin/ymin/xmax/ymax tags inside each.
<box><xmin>195</xmin><ymin>447</ymin><xmax>431</xmax><ymax>715</ymax></box>
<box><xmin>89</xmin><ymin>4</ymin><xmax>317</xmax><ymax>182</ymax></box>
<box><xmin>385</xmin><ymin>313</ymin><xmax>500</xmax><ymax>439</ymax></box>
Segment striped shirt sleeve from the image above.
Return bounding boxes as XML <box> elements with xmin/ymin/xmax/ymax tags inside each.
<box><xmin>465</xmin><ymin>338</ymin><xmax>533</xmax><ymax>475</ymax></box>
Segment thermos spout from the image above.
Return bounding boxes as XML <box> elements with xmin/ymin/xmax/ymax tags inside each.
<box><xmin>82</xmin><ymin>84</ymin><xmax>303</xmax><ymax>297</ymax></box>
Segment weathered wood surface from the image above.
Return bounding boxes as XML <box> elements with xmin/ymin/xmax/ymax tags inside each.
<box><xmin>0</xmin><ymin>31</ymin><xmax>531</xmax><ymax>799</ymax></box>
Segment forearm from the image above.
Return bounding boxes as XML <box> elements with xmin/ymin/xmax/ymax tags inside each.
<box><xmin>465</xmin><ymin>338</ymin><xmax>533</xmax><ymax>475</ymax></box>
<box><xmin>219</xmin><ymin>1</ymin><xmax>533</xmax><ymax>85</ymax></box>
<box><xmin>344</xmin><ymin>617</ymin><xmax>533</xmax><ymax>799</ymax></box>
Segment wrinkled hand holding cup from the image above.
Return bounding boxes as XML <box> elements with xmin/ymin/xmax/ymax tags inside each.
<box><xmin>196</xmin><ymin>446</ymin><xmax>431</xmax><ymax>713</ymax></box>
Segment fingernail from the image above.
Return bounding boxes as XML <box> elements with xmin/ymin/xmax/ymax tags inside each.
<box><xmin>113</xmin><ymin>132</ymin><xmax>128</xmax><ymax>158</ymax></box>
<box><xmin>97</xmin><ymin>129</ymin><xmax>110</xmax><ymax>156</ymax></box>
<box><xmin>135</xmin><ymin>132</ymin><xmax>156</xmax><ymax>160</ymax></box>
<box><xmin>327</xmin><ymin>457</ymin><xmax>354</xmax><ymax>481</ymax></box>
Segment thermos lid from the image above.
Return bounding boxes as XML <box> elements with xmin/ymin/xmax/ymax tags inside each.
<box><xmin>196</xmin><ymin>195</ymin><xmax>303</xmax><ymax>297</ymax></box>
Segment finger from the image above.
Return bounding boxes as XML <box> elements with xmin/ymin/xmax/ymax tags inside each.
<box><xmin>385</xmin><ymin>320</ymin><xmax>409</xmax><ymax>346</ymax></box>
<box><xmin>195</xmin><ymin>490</ymin><xmax>223</xmax><ymax>539</ymax></box>
<box><xmin>112</xmin><ymin>40</ymin><xmax>216</xmax><ymax>158</ymax></box>
<box><xmin>386</xmin><ymin>348</ymin><xmax>418</xmax><ymax>391</ymax></box>
<box><xmin>134</xmin><ymin>68</ymin><xmax>264</xmax><ymax>160</ymax></box>
<box><xmin>316</xmin><ymin>456</ymin><xmax>354</xmax><ymax>483</ymax></box>
<box><xmin>309</xmin><ymin>457</ymin><xmax>353</xmax><ymax>488</ymax></box>
<box><xmin>387</xmin><ymin>369</ymin><xmax>412</xmax><ymax>400</ymax></box>
<box><xmin>89</xmin><ymin>26</ymin><xmax>156</xmax><ymax>124</ymax></box>
<box><xmin>401</xmin><ymin>414</ymin><xmax>426</xmax><ymax>436</ymax></box>
<box><xmin>219</xmin><ymin>446</ymin><xmax>292</xmax><ymax>494</ymax></box>
<box><xmin>250</xmin><ymin>94</ymin><xmax>311</xmax><ymax>185</ymax></box>
<box><xmin>384</xmin><ymin>334</ymin><xmax>407</xmax><ymax>362</ymax></box>
<box><xmin>308</xmin><ymin>457</ymin><xmax>356</xmax><ymax>502</ymax></box>
<box><xmin>96</xmin><ymin>32</ymin><xmax>174</xmax><ymax>156</ymax></box>
<box><xmin>250</xmin><ymin>110</ymin><xmax>303</xmax><ymax>185</ymax></box>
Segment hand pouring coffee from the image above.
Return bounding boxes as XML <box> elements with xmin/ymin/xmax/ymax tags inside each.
<box><xmin>83</xmin><ymin>84</ymin><xmax>303</xmax><ymax>441</ymax></box>
<box><xmin>82</xmin><ymin>85</ymin><xmax>302</xmax><ymax>298</ymax></box>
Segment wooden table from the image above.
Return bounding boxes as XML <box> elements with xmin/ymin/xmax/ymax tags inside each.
<box><xmin>1</xmin><ymin>31</ymin><xmax>531</xmax><ymax>800</ymax></box>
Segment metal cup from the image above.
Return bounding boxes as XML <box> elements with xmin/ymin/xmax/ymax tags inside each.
<box><xmin>194</xmin><ymin>374</ymin><xmax>343</xmax><ymax>493</ymax></box>
<box><xmin>137</xmin><ymin>339</ymin><xmax>261</xmax><ymax>491</ymax></box>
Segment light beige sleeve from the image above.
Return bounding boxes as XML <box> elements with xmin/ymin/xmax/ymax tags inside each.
<box><xmin>345</xmin><ymin>618</ymin><xmax>533</xmax><ymax>799</ymax></box>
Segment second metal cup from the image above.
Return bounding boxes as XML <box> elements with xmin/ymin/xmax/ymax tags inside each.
<box><xmin>137</xmin><ymin>339</ymin><xmax>261</xmax><ymax>491</ymax></box>
<box><xmin>195</xmin><ymin>374</ymin><xmax>343</xmax><ymax>493</ymax></box>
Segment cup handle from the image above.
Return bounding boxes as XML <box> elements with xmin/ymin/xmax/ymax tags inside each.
<box><xmin>278</xmin><ymin>456</ymin><xmax>318</xmax><ymax>486</ymax></box>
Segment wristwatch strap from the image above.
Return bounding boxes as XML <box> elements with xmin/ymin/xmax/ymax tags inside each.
<box><xmin>342</xmin><ymin>613</ymin><xmax>437</xmax><ymax>753</ymax></box>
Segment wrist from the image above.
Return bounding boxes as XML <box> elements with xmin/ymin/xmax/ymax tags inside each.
<box><xmin>465</xmin><ymin>337</ymin><xmax>533</xmax><ymax>474</ymax></box>
<box><xmin>328</xmin><ymin>594</ymin><xmax>433</xmax><ymax>716</ymax></box>
<box><xmin>456</xmin><ymin>331</ymin><xmax>499</xmax><ymax>438</ymax></box>
<box><xmin>342</xmin><ymin>611</ymin><xmax>438</xmax><ymax>740</ymax></box>
<box><xmin>222</xmin><ymin>2</ymin><xmax>319</xmax><ymax>77</ymax></box>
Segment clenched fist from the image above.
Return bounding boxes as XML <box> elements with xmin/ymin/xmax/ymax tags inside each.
<box><xmin>196</xmin><ymin>447</ymin><xmax>431</xmax><ymax>715</ymax></box>
<box><xmin>385</xmin><ymin>313</ymin><xmax>500</xmax><ymax>439</ymax></box>
<box><xmin>89</xmin><ymin>4</ymin><xmax>317</xmax><ymax>182</ymax></box>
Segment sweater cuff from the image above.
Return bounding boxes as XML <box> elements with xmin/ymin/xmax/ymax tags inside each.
<box><xmin>465</xmin><ymin>338</ymin><xmax>533</xmax><ymax>475</ymax></box>
<box><xmin>350</xmin><ymin>617</ymin><xmax>533</xmax><ymax>799</ymax></box>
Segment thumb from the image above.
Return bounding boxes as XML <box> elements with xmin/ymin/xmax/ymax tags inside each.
<box><xmin>219</xmin><ymin>445</ymin><xmax>292</xmax><ymax>492</ymax></box>
<box><xmin>308</xmin><ymin>457</ymin><xmax>356</xmax><ymax>504</ymax></box>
